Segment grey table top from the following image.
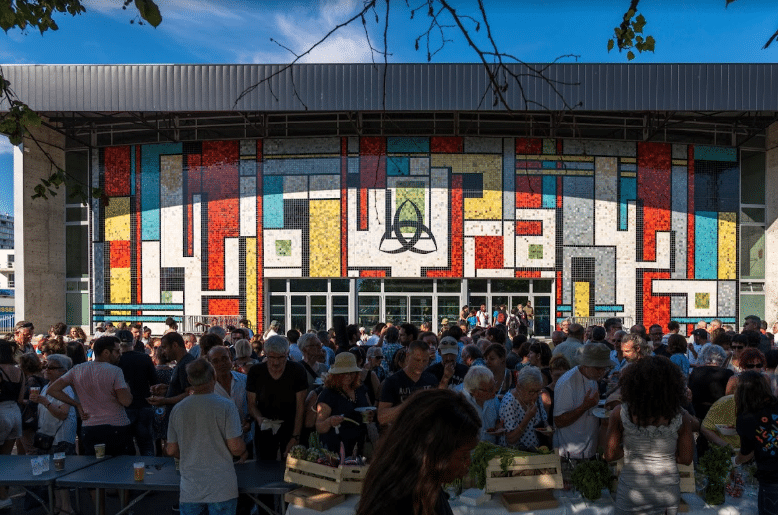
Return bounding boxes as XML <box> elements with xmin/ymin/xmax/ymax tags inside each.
<box><xmin>0</xmin><ymin>455</ymin><xmax>112</xmax><ymax>487</ymax></box>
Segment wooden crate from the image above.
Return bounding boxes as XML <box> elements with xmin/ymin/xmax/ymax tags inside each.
<box><xmin>284</xmin><ymin>456</ymin><xmax>367</xmax><ymax>495</ymax></box>
<box><xmin>284</xmin><ymin>487</ymin><xmax>346</xmax><ymax>511</ymax></box>
<box><xmin>484</xmin><ymin>453</ymin><xmax>563</xmax><ymax>493</ymax></box>
<box><xmin>500</xmin><ymin>490</ymin><xmax>559</xmax><ymax>512</ymax></box>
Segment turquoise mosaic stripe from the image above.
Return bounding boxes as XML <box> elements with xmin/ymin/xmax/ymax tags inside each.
<box><xmin>619</xmin><ymin>177</ymin><xmax>636</xmax><ymax>231</ymax></box>
<box><xmin>594</xmin><ymin>305</ymin><xmax>626</xmax><ymax>312</ymax></box>
<box><xmin>93</xmin><ymin>316</ymin><xmax>181</xmax><ymax>322</ymax></box>
<box><xmin>694</xmin><ymin>146</ymin><xmax>737</xmax><ymax>162</ymax></box>
<box><xmin>694</xmin><ymin>212</ymin><xmax>718</xmax><ymax>279</ymax></box>
<box><xmin>542</xmin><ymin>176</ymin><xmax>556</xmax><ymax>208</ymax></box>
<box><xmin>93</xmin><ymin>304</ymin><xmax>184</xmax><ymax>311</ymax></box>
<box><xmin>387</xmin><ymin>137</ymin><xmax>429</xmax><ymax>153</ymax></box>
<box><xmin>141</xmin><ymin>143</ymin><xmax>182</xmax><ymax>240</ymax></box>
<box><xmin>674</xmin><ymin>317</ymin><xmax>737</xmax><ymax>324</ymax></box>
<box><xmin>263</xmin><ymin>176</ymin><xmax>284</xmax><ymax>229</ymax></box>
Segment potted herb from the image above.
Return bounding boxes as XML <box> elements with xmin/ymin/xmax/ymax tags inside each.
<box><xmin>698</xmin><ymin>444</ymin><xmax>731</xmax><ymax>505</ymax></box>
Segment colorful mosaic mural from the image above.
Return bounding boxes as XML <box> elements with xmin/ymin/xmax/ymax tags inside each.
<box><xmin>93</xmin><ymin>137</ymin><xmax>739</xmax><ymax>332</ymax></box>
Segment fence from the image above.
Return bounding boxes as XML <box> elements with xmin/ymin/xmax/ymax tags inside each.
<box><xmin>0</xmin><ymin>314</ymin><xmax>15</xmax><ymax>333</ymax></box>
<box><xmin>179</xmin><ymin>315</ymin><xmax>245</xmax><ymax>334</ymax></box>
<box><xmin>570</xmin><ymin>316</ymin><xmax>634</xmax><ymax>328</ymax></box>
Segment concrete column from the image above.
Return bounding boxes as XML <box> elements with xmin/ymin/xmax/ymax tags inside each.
<box><xmin>764</xmin><ymin>121</ymin><xmax>778</xmax><ymax>324</ymax></box>
<box><xmin>14</xmin><ymin>119</ymin><xmax>66</xmax><ymax>330</ymax></box>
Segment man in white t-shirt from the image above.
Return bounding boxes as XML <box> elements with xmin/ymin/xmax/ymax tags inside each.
<box><xmin>554</xmin><ymin>342</ymin><xmax>614</xmax><ymax>459</ymax></box>
<box><xmin>476</xmin><ymin>304</ymin><xmax>489</xmax><ymax>328</ymax></box>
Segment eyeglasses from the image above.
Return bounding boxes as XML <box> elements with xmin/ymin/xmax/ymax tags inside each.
<box><xmin>742</xmin><ymin>363</ymin><xmax>764</xmax><ymax>369</ymax></box>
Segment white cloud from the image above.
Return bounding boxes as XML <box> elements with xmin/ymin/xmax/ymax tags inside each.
<box><xmin>0</xmin><ymin>137</ymin><xmax>16</xmax><ymax>155</ymax></box>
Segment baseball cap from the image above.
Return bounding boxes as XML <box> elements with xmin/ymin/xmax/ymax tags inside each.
<box><xmin>438</xmin><ymin>336</ymin><xmax>459</xmax><ymax>355</ymax></box>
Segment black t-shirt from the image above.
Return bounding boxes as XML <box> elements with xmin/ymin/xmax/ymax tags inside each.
<box><xmin>737</xmin><ymin>403</ymin><xmax>778</xmax><ymax>484</ymax></box>
<box><xmin>166</xmin><ymin>352</ymin><xmax>195</xmax><ymax>399</ymax></box>
<box><xmin>688</xmin><ymin>366</ymin><xmax>734</xmax><ymax>422</ymax></box>
<box><xmin>380</xmin><ymin>369</ymin><xmax>438</xmax><ymax>407</ymax></box>
<box><xmin>425</xmin><ymin>362</ymin><xmax>469</xmax><ymax>387</ymax></box>
<box><xmin>317</xmin><ymin>385</ymin><xmax>370</xmax><ymax>455</ymax></box>
<box><xmin>653</xmin><ymin>343</ymin><xmax>671</xmax><ymax>358</ymax></box>
<box><xmin>246</xmin><ymin>361</ymin><xmax>308</xmax><ymax>429</ymax></box>
<box><xmin>118</xmin><ymin>350</ymin><xmax>158</xmax><ymax>409</ymax></box>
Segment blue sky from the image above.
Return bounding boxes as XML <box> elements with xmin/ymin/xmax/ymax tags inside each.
<box><xmin>1</xmin><ymin>0</ymin><xmax>776</xmax><ymax>214</ymax></box>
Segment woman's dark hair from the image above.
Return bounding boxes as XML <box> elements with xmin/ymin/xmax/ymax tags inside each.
<box><xmin>528</xmin><ymin>341</ymin><xmax>552</xmax><ymax>366</ymax></box>
<box><xmin>666</xmin><ymin>333</ymin><xmax>687</xmax><ymax>355</ymax></box>
<box><xmin>384</xmin><ymin>326</ymin><xmax>400</xmax><ymax>344</ymax></box>
<box><xmin>446</xmin><ymin>325</ymin><xmax>463</xmax><ymax>341</ymax></box>
<box><xmin>349</xmin><ymin>346</ymin><xmax>366</xmax><ymax>367</ymax></box>
<box><xmin>66</xmin><ymin>340</ymin><xmax>88</xmax><ymax>366</ymax></box>
<box><xmin>70</xmin><ymin>327</ymin><xmax>87</xmax><ymax>341</ymax></box>
<box><xmin>0</xmin><ymin>340</ymin><xmax>14</xmax><ymax>364</ymax></box>
<box><xmin>483</xmin><ymin>343</ymin><xmax>506</xmax><ymax>361</ymax></box>
<box><xmin>391</xmin><ymin>348</ymin><xmax>407</xmax><ymax>373</ymax></box>
<box><xmin>619</xmin><ymin>356</ymin><xmax>685</xmax><ymax>427</ymax></box>
<box><xmin>154</xmin><ymin>343</ymin><xmax>171</xmax><ymax>365</ymax></box>
<box><xmin>549</xmin><ymin>354</ymin><xmax>571</xmax><ymax>372</ymax></box>
<box><xmin>199</xmin><ymin>333</ymin><xmax>223</xmax><ymax>356</ymax></box>
<box><xmin>19</xmin><ymin>352</ymin><xmax>42</xmax><ymax>375</ymax></box>
<box><xmin>356</xmin><ymin>389</ymin><xmax>480</xmax><ymax>515</ymax></box>
<box><xmin>735</xmin><ymin>370</ymin><xmax>776</xmax><ymax>416</ymax></box>
<box><xmin>711</xmin><ymin>331</ymin><xmax>732</xmax><ymax>350</ymax></box>
<box><xmin>732</xmin><ymin>333</ymin><xmax>749</xmax><ymax>347</ymax></box>
<box><xmin>50</xmin><ymin>322</ymin><xmax>68</xmax><ymax>336</ymax></box>
<box><xmin>739</xmin><ymin>348</ymin><xmax>766</xmax><ymax>368</ymax></box>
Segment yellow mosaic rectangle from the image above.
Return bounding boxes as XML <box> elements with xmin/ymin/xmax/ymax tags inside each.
<box><xmin>620</xmin><ymin>171</ymin><xmax>637</xmax><ymax>177</ymax></box>
<box><xmin>246</xmin><ymin>237</ymin><xmax>257</xmax><ymax>328</ymax></box>
<box><xmin>672</xmin><ymin>159</ymin><xmax>688</xmax><ymax>166</ymax></box>
<box><xmin>528</xmin><ymin>169</ymin><xmax>594</xmax><ymax>176</ymax></box>
<box><xmin>110</xmin><ymin>268</ymin><xmax>132</xmax><ymax>304</ymax></box>
<box><xmin>432</xmin><ymin>154</ymin><xmax>502</xmax><ymax>220</ymax></box>
<box><xmin>574</xmin><ymin>281</ymin><xmax>590</xmax><ymax>318</ymax></box>
<box><xmin>718</xmin><ymin>212</ymin><xmax>736</xmax><ymax>280</ymax></box>
<box><xmin>309</xmin><ymin>200</ymin><xmax>341</xmax><ymax>277</ymax></box>
<box><xmin>160</xmin><ymin>154</ymin><xmax>183</xmax><ymax>194</ymax></box>
<box><xmin>104</xmin><ymin>197</ymin><xmax>131</xmax><ymax>241</ymax></box>
<box><xmin>620</xmin><ymin>158</ymin><xmax>637</xmax><ymax>164</ymax></box>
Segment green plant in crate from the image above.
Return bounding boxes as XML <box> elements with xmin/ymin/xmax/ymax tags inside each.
<box><xmin>698</xmin><ymin>444</ymin><xmax>731</xmax><ymax>505</ymax></box>
<box><xmin>571</xmin><ymin>460</ymin><xmax>614</xmax><ymax>501</ymax></box>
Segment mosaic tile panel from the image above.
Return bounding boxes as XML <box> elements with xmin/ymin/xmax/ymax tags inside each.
<box><xmin>94</xmin><ymin>137</ymin><xmax>741</xmax><ymax>332</ymax></box>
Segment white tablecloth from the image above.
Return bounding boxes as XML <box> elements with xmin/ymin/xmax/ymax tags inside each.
<box><xmin>285</xmin><ymin>490</ymin><xmax>758</xmax><ymax>515</ymax></box>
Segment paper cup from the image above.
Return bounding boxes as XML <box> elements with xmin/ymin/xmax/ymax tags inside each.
<box><xmin>94</xmin><ymin>443</ymin><xmax>106</xmax><ymax>458</ymax></box>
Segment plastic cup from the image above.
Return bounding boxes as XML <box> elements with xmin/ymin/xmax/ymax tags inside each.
<box><xmin>41</xmin><ymin>455</ymin><xmax>50</xmax><ymax>472</ymax></box>
<box><xmin>94</xmin><ymin>443</ymin><xmax>106</xmax><ymax>458</ymax></box>
<box><xmin>53</xmin><ymin>452</ymin><xmax>65</xmax><ymax>471</ymax></box>
<box><xmin>31</xmin><ymin>456</ymin><xmax>44</xmax><ymax>476</ymax></box>
<box><xmin>133</xmin><ymin>462</ymin><xmax>145</xmax><ymax>481</ymax></box>
<box><xmin>30</xmin><ymin>386</ymin><xmax>40</xmax><ymax>394</ymax></box>
<box><xmin>174</xmin><ymin>458</ymin><xmax>180</xmax><ymax>471</ymax></box>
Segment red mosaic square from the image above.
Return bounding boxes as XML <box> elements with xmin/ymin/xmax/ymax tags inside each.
<box><xmin>110</xmin><ymin>240</ymin><xmax>131</xmax><ymax>269</ymax></box>
<box><xmin>208</xmin><ymin>298</ymin><xmax>239</xmax><ymax>316</ymax></box>
<box><xmin>202</xmin><ymin>141</ymin><xmax>239</xmax><ymax>291</ymax></box>
<box><xmin>135</xmin><ymin>146</ymin><xmax>142</xmax><ymax>302</ymax></box>
<box><xmin>104</xmin><ymin>146</ymin><xmax>131</xmax><ymax>196</ymax></box>
<box><xmin>515</xmin><ymin>270</ymin><xmax>541</xmax><ymax>278</ymax></box>
<box><xmin>430</xmin><ymin>137</ymin><xmax>463</xmax><ymax>153</ymax></box>
<box><xmin>474</xmin><ymin>236</ymin><xmax>503</xmax><ymax>270</ymax></box>
<box><xmin>642</xmin><ymin>271</ymin><xmax>671</xmax><ymax>328</ymax></box>
<box><xmin>515</xmin><ymin>175</ymin><xmax>543</xmax><ymax>208</ymax></box>
<box><xmin>515</xmin><ymin>138</ymin><xmax>542</xmax><ymax>155</ymax></box>
<box><xmin>638</xmin><ymin>142</ymin><xmax>672</xmax><ymax>262</ymax></box>
<box><xmin>515</xmin><ymin>220</ymin><xmax>543</xmax><ymax>236</ymax></box>
<box><xmin>360</xmin><ymin>270</ymin><xmax>386</xmax><ymax>277</ymax></box>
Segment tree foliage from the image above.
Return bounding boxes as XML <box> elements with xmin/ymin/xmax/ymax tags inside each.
<box><xmin>0</xmin><ymin>0</ymin><xmax>161</xmax><ymax>204</ymax></box>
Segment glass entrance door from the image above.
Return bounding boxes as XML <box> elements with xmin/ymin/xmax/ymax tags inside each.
<box><xmin>531</xmin><ymin>296</ymin><xmax>551</xmax><ymax>337</ymax></box>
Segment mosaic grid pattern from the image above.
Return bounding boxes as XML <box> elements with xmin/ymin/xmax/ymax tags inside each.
<box><xmin>94</xmin><ymin>137</ymin><xmax>739</xmax><ymax>331</ymax></box>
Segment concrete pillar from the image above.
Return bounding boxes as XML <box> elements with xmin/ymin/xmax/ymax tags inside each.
<box><xmin>14</xmin><ymin>120</ymin><xmax>66</xmax><ymax>330</ymax></box>
<box><xmin>764</xmin><ymin>121</ymin><xmax>778</xmax><ymax>324</ymax></box>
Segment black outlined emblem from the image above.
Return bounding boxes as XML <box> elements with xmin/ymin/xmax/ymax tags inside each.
<box><xmin>379</xmin><ymin>200</ymin><xmax>438</xmax><ymax>254</ymax></box>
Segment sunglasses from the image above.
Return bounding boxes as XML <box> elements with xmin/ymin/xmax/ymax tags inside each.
<box><xmin>742</xmin><ymin>363</ymin><xmax>763</xmax><ymax>370</ymax></box>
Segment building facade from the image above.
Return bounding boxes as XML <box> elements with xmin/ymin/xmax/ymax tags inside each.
<box><xmin>6</xmin><ymin>64</ymin><xmax>776</xmax><ymax>335</ymax></box>
<box><xmin>0</xmin><ymin>214</ymin><xmax>13</xmax><ymax>249</ymax></box>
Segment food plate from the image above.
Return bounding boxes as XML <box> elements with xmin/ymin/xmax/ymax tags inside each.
<box><xmin>715</xmin><ymin>423</ymin><xmax>738</xmax><ymax>436</ymax></box>
<box><xmin>592</xmin><ymin>407</ymin><xmax>611</xmax><ymax>419</ymax></box>
<box><xmin>535</xmin><ymin>427</ymin><xmax>554</xmax><ymax>435</ymax></box>
<box><xmin>485</xmin><ymin>427</ymin><xmax>506</xmax><ymax>435</ymax></box>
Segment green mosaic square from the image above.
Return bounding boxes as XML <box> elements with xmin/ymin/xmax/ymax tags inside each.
<box><xmin>396</xmin><ymin>181</ymin><xmax>425</xmax><ymax>233</ymax></box>
<box><xmin>276</xmin><ymin>240</ymin><xmax>292</xmax><ymax>257</ymax></box>
<box><xmin>542</xmin><ymin>139</ymin><xmax>556</xmax><ymax>154</ymax></box>
<box><xmin>161</xmin><ymin>291</ymin><xmax>173</xmax><ymax>304</ymax></box>
<box><xmin>528</xmin><ymin>244</ymin><xmax>543</xmax><ymax>259</ymax></box>
<box><xmin>695</xmin><ymin>292</ymin><xmax>710</xmax><ymax>310</ymax></box>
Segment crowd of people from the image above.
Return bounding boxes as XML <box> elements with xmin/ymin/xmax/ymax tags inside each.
<box><xmin>2</xmin><ymin>311</ymin><xmax>778</xmax><ymax>514</ymax></box>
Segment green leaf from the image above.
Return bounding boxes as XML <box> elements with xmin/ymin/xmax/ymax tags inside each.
<box><xmin>633</xmin><ymin>14</ymin><xmax>646</xmax><ymax>32</ymax></box>
<box><xmin>607</xmin><ymin>39</ymin><xmax>614</xmax><ymax>52</ymax></box>
<box><xmin>134</xmin><ymin>0</ymin><xmax>162</xmax><ymax>27</ymax></box>
<box><xmin>627</xmin><ymin>51</ymin><xmax>635</xmax><ymax>60</ymax></box>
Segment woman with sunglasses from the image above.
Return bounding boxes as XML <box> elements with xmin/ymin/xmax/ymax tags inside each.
<box><xmin>727</xmin><ymin>333</ymin><xmax>749</xmax><ymax>373</ymax></box>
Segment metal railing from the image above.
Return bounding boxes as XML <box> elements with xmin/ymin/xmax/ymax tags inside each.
<box><xmin>570</xmin><ymin>316</ymin><xmax>634</xmax><ymax>328</ymax></box>
<box><xmin>0</xmin><ymin>314</ymin><xmax>15</xmax><ymax>333</ymax></box>
<box><xmin>179</xmin><ymin>315</ymin><xmax>245</xmax><ymax>334</ymax></box>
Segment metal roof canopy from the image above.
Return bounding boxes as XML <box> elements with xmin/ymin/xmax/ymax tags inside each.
<box><xmin>3</xmin><ymin>63</ymin><xmax>777</xmax><ymax>148</ymax></box>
